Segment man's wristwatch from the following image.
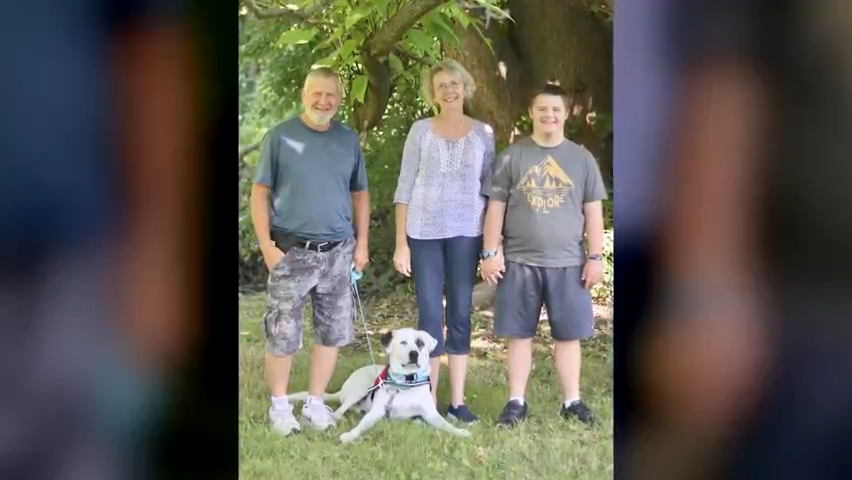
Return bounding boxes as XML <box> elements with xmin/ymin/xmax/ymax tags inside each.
<box><xmin>587</xmin><ymin>254</ymin><xmax>602</xmax><ymax>261</ymax></box>
<box><xmin>480</xmin><ymin>249</ymin><xmax>498</xmax><ymax>260</ymax></box>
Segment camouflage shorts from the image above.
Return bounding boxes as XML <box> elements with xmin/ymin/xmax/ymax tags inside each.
<box><xmin>263</xmin><ymin>237</ymin><xmax>356</xmax><ymax>356</ymax></box>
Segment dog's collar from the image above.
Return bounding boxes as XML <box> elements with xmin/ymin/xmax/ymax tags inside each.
<box><xmin>387</xmin><ymin>367</ymin><xmax>430</xmax><ymax>386</ymax></box>
<box><xmin>367</xmin><ymin>366</ymin><xmax>430</xmax><ymax>393</ymax></box>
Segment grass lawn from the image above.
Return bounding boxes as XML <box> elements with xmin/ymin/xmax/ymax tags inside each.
<box><xmin>239</xmin><ymin>293</ymin><xmax>613</xmax><ymax>479</ymax></box>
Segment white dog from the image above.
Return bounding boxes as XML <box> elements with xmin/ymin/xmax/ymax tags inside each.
<box><xmin>289</xmin><ymin>328</ymin><xmax>472</xmax><ymax>443</ymax></box>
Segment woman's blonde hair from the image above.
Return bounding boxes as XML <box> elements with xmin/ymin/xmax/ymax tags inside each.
<box><xmin>421</xmin><ymin>59</ymin><xmax>477</xmax><ymax>106</ymax></box>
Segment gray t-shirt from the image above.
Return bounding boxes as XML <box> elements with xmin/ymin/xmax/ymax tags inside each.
<box><xmin>254</xmin><ymin>117</ymin><xmax>368</xmax><ymax>242</ymax></box>
<box><xmin>481</xmin><ymin>136</ymin><xmax>608</xmax><ymax>267</ymax></box>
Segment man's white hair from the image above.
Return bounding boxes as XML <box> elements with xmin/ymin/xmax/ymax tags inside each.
<box><xmin>302</xmin><ymin>67</ymin><xmax>342</xmax><ymax>96</ymax></box>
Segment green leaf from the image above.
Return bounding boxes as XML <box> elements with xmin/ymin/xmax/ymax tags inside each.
<box><xmin>345</xmin><ymin>5</ymin><xmax>372</xmax><ymax>30</ymax></box>
<box><xmin>314</xmin><ymin>28</ymin><xmax>343</xmax><ymax>50</ymax></box>
<box><xmin>444</xmin><ymin>4</ymin><xmax>471</xmax><ymax>29</ymax></box>
<box><xmin>311</xmin><ymin>54</ymin><xmax>338</xmax><ymax>69</ymax></box>
<box><xmin>423</xmin><ymin>11</ymin><xmax>461</xmax><ymax>46</ymax></box>
<box><xmin>336</xmin><ymin>38</ymin><xmax>360</xmax><ymax>64</ymax></box>
<box><xmin>372</xmin><ymin>0</ymin><xmax>390</xmax><ymax>16</ymax></box>
<box><xmin>276</xmin><ymin>27</ymin><xmax>318</xmax><ymax>46</ymax></box>
<box><xmin>388</xmin><ymin>52</ymin><xmax>405</xmax><ymax>74</ymax></box>
<box><xmin>405</xmin><ymin>29</ymin><xmax>436</xmax><ymax>54</ymax></box>
<box><xmin>351</xmin><ymin>74</ymin><xmax>369</xmax><ymax>104</ymax></box>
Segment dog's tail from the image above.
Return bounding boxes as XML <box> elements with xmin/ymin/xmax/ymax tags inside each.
<box><xmin>286</xmin><ymin>390</ymin><xmax>342</xmax><ymax>403</ymax></box>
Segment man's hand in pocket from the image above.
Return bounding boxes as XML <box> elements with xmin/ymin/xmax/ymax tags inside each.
<box><xmin>261</xmin><ymin>244</ymin><xmax>284</xmax><ymax>271</ymax></box>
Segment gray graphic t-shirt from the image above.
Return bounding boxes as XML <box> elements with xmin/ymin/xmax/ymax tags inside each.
<box><xmin>481</xmin><ymin>136</ymin><xmax>608</xmax><ymax>267</ymax></box>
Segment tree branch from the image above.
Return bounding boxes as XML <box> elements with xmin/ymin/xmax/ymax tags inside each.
<box><xmin>365</xmin><ymin>0</ymin><xmax>451</xmax><ymax>57</ymax></box>
<box><xmin>241</xmin><ymin>0</ymin><xmax>331</xmax><ymax>22</ymax></box>
<box><xmin>393</xmin><ymin>47</ymin><xmax>432</xmax><ymax>67</ymax></box>
<box><xmin>239</xmin><ymin>141</ymin><xmax>261</xmax><ymax>159</ymax></box>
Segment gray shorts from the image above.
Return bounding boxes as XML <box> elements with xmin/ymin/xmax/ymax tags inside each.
<box><xmin>263</xmin><ymin>237</ymin><xmax>356</xmax><ymax>356</ymax></box>
<box><xmin>493</xmin><ymin>260</ymin><xmax>595</xmax><ymax>341</ymax></box>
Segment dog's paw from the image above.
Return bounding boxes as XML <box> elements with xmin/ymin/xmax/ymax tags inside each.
<box><xmin>338</xmin><ymin>431</ymin><xmax>359</xmax><ymax>443</ymax></box>
<box><xmin>454</xmin><ymin>429</ymin><xmax>472</xmax><ymax>438</ymax></box>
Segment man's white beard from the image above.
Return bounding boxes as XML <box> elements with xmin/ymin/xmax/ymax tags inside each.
<box><xmin>306</xmin><ymin>108</ymin><xmax>334</xmax><ymax>126</ymax></box>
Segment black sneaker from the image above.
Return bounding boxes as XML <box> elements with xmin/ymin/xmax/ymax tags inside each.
<box><xmin>561</xmin><ymin>400</ymin><xmax>596</xmax><ymax>425</ymax></box>
<box><xmin>446</xmin><ymin>404</ymin><xmax>478</xmax><ymax>424</ymax></box>
<box><xmin>496</xmin><ymin>400</ymin><xmax>528</xmax><ymax>428</ymax></box>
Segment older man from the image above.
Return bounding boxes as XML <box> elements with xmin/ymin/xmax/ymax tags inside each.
<box><xmin>250</xmin><ymin>67</ymin><xmax>371</xmax><ymax>436</ymax></box>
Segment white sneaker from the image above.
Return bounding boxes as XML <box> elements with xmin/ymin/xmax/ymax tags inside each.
<box><xmin>301</xmin><ymin>401</ymin><xmax>336</xmax><ymax>431</ymax></box>
<box><xmin>269</xmin><ymin>403</ymin><xmax>300</xmax><ymax>437</ymax></box>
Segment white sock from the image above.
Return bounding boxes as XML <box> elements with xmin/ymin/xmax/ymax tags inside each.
<box><xmin>564</xmin><ymin>398</ymin><xmax>581</xmax><ymax>408</ymax></box>
<box><xmin>306</xmin><ymin>395</ymin><xmax>324</xmax><ymax>406</ymax></box>
<box><xmin>509</xmin><ymin>396</ymin><xmax>525</xmax><ymax>405</ymax></box>
<box><xmin>271</xmin><ymin>396</ymin><xmax>290</xmax><ymax>411</ymax></box>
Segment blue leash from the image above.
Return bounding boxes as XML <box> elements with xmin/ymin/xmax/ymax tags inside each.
<box><xmin>350</xmin><ymin>264</ymin><xmax>378</xmax><ymax>367</ymax></box>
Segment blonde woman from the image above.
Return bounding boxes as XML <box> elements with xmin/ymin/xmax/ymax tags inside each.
<box><xmin>392</xmin><ymin>60</ymin><xmax>495</xmax><ymax>423</ymax></box>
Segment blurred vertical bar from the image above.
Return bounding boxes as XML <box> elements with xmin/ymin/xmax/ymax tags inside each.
<box><xmin>615</xmin><ymin>0</ymin><xmax>852</xmax><ymax>478</ymax></box>
<box><xmin>612</xmin><ymin>0</ymin><xmax>670</xmax><ymax>473</ymax></box>
<box><xmin>0</xmin><ymin>1</ymin><xmax>236</xmax><ymax>478</ymax></box>
<box><xmin>148</xmin><ymin>0</ymin><xmax>237</xmax><ymax>477</ymax></box>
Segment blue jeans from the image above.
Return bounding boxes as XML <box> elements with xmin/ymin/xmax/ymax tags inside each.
<box><xmin>408</xmin><ymin>235</ymin><xmax>482</xmax><ymax>357</ymax></box>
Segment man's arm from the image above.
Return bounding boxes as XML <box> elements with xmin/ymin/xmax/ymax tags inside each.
<box><xmin>251</xmin><ymin>131</ymin><xmax>278</xmax><ymax>252</ymax></box>
<box><xmin>480</xmin><ymin>151</ymin><xmax>513</xmax><ymax>251</ymax></box>
<box><xmin>352</xmin><ymin>190</ymin><xmax>371</xmax><ymax>245</ymax></box>
<box><xmin>350</xmin><ymin>145</ymin><xmax>371</xmax><ymax>246</ymax></box>
<box><xmin>583</xmin><ymin>201</ymin><xmax>605</xmax><ymax>256</ymax></box>
<box><xmin>582</xmin><ymin>151</ymin><xmax>609</xmax><ymax>257</ymax></box>
<box><xmin>482</xmin><ymin>200</ymin><xmax>506</xmax><ymax>251</ymax></box>
<box><xmin>250</xmin><ymin>184</ymin><xmax>273</xmax><ymax>251</ymax></box>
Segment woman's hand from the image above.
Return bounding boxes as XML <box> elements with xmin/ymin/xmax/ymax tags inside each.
<box><xmin>393</xmin><ymin>244</ymin><xmax>412</xmax><ymax>277</ymax></box>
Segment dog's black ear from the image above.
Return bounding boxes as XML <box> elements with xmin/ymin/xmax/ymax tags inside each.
<box><xmin>380</xmin><ymin>330</ymin><xmax>394</xmax><ymax>349</ymax></box>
